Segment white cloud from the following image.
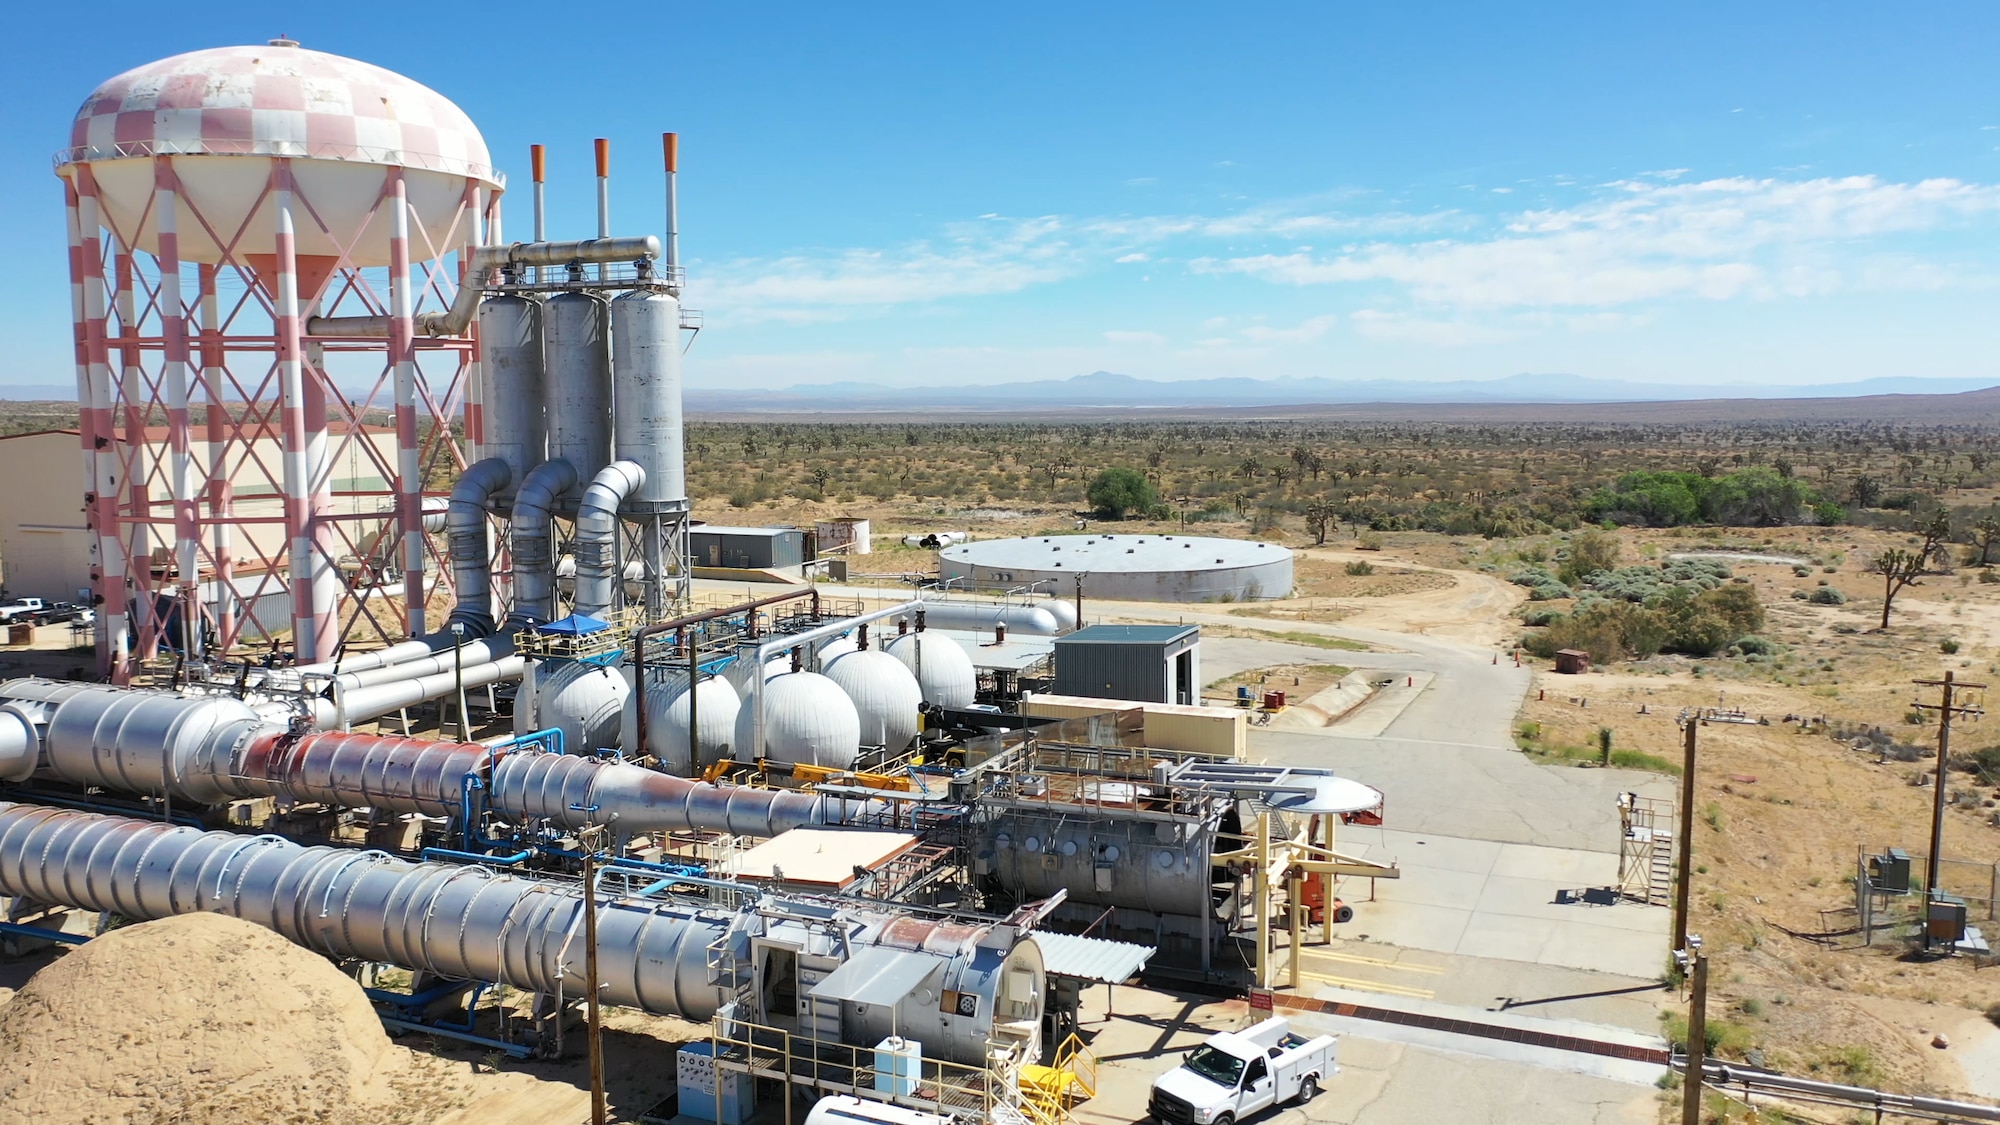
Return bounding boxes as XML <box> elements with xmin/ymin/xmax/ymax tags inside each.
<box><xmin>1239</xmin><ymin>314</ymin><xmax>1339</xmax><ymax>344</ymax></box>
<box><xmin>1198</xmin><ymin>175</ymin><xmax>2000</xmax><ymax>309</ymax></box>
<box><xmin>1115</xmin><ymin>252</ymin><xmax>1150</xmax><ymax>263</ymax></box>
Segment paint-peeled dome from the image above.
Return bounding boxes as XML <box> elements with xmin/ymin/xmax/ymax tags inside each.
<box><xmin>735</xmin><ymin>671</ymin><xmax>861</xmax><ymax>769</ymax></box>
<box><xmin>822</xmin><ymin>649</ymin><xmax>923</xmax><ymax>752</ymax></box>
<box><xmin>884</xmin><ymin>632</ymin><xmax>977</xmax><ymax>709</ymax></box>
<box><xmin>60</xmin><ymin>42</ymin><xmax>496</xmax><ymax>182</ymax></box>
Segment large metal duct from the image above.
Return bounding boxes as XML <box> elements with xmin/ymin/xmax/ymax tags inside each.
<box><xmin>476</xmin><ymin>294</ymin><xmax>547</xmax><ymax>486</ymax></box>
<box><xmin>544</xmin><ymin>292</ymin><xmax>613</xmax><ymax>481</ymax></box>
<box><xmin>0</xmin><ymin>681</ymin><xmax>892</xmax><ymax>837</ymax></box>
<box><xmin>306</xmin><ymin>237</ymin><xmax>661</xmax><ymax>339</ymax></box>
<box><xmin>441</xmin><ymin>457</ymin><xmax>514</xmax><ymax>638</ymax></box>
<box><xmin>0</xmin><ymin>802</ymin><xmax>1044</xmax><ymax>1066</ymax></box>
<box><xmin>509</xmin><ymin>458</ymin><xmax>578</xmax><ymax>626</ymax></box>
<box><xmin>977</xmin><ymin>807</ymin><xmax>1221</xmax><ymax>916</ymax></box>
<box><xmin>609</xmin><ymin>290</ymin><xmax>685</xmax><ymax>507</ymax></box>
<box><xmin>572</xmin><ymin>461</ymin><xmax>645</xmax><ymax>617</ymax></box>
<box><xmin>0</xmin><ymin>802</ymin><xmax>732</xmax><ymax>1020</ymax></box>
<box><xmin>326</xmin><ymin>656</ymin><xmax>526</xmax><ymax>730</ymax></box>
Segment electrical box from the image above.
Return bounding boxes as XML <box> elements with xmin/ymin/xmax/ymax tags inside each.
<box><xmin>874</xmin><ymin>1036</ymin><xmax>922</xmax><ymax>1096</ymax></box>
<box><xmin>1868</xmin><ymin>849</ymin><xmax>1911</xmax><ymax>894</ymax></box>
<box><xmin>677</xmin><ymin>1042</ymin><xmax>755</xmax><ymax>1125</ymax></box>
<box><xmin>1929</xmin><ymin>896</ymin><xmax>1969</xmax><ymax>944</ymax></box>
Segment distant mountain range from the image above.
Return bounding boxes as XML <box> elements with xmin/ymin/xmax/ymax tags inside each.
<box><xmin>5</xmin><ymin>371</ymin><xmax>1995</xmax><ymax>410</ymax></box>
<box><xmin>681</xmin><ymin>372</ymin><xmax>2000</xmax><ymax>411</ymax></box>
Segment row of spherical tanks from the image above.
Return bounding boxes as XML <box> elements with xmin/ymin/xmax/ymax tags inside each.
<box><xmin>534</xmin><ymin>627</ymin><xmax>981</xmax><ymax>773</ymax></box>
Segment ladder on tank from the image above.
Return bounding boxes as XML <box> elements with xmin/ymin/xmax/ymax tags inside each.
<box><xmin>1617</xmin><ymin>793</ymin><xmax>1676</xmax><ymax>906</ymax></box>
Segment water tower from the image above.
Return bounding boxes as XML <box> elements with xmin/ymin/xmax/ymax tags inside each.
<box><xmin>57</xmin><ymin>40</ymin><xmax>502</xmax><ymax>676</ymax></box>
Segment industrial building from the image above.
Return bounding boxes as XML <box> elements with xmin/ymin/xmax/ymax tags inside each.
<box><xmin>1052</xmin><ymin>623</ymin><xmax>1202</xmax><ymax>705</ymax></box>
<box><xmin>939</xmin><ymin>533</ymin><xmax>1294</xmax><ymax>603</ymax></box>
<box><xmin>0</xmin><ymin>39</ymin><xmax>1397</xmax><ymax>1125</ymax></box>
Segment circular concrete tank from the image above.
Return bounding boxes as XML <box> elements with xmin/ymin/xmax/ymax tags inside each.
<box><xmin>938</xmin><ymin>533</ymin><xmax>1292</xmax><ymax>603</ymax></box>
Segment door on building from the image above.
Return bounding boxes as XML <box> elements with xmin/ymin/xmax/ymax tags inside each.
<box><xmin>1175</xmin><ymin>649</ymin><xmax>1194</xmax><ymax>706</ymax></box>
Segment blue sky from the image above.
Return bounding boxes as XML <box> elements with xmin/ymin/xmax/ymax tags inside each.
<box><xmin>5</xmin><ymin>2</ymin><xmax>2000</xmax><ymax>390</ymax></box>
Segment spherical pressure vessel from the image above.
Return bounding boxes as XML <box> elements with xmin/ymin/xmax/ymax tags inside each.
<box><xmin>476</xmin><ymin>295</ymin><xmax>547</xmax><ymax>486</ymax></box>
<box><xmin>884</xmin><ymin>632</ymin><xmax>977</xmax><ymax>709</ymax></box>
<box><xmin>58</xmin><ymin>43</ymin><xmax>499</xmax><ymax>267</ymax></box>
<box><xmin>530</xmin><ymin>660</ymin><xmax>629</xmax><ymax>755</ymax></box>
<box><xmin>543</xmin><ymin>291</ymin><xmax>614</xmax><ymax>481</ymax></box>
<box><xmin>822</xmin><ymin>649</ymin><xmax>922</xmax><ymax>752</ymax></box>
<box><xmin>621</xmin><ymin>673</ymin><xmax>741</xmax><ymax>774</ymax></box>
<box><xmin>736</xmin><ymin>671</ymin><xmax>861</xmax><ymax>769</ymax></box>
<box><xmin>815</xmin><ymin>632</ymin><xmax>858</xmax><ymax>667</ymax></box>
<box><xmin>723</xmin><ymin>651</ymin><xmax>789</xmax><ymax>695</ymax></box>
<box><xmin>610</xmin><ymin>290</ymin><xmax>685</xmax><ymax>506</ymax></box>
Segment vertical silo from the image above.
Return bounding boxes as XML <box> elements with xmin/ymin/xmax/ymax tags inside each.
<box><xmin>610</xmin><ymin>290</ymin><xmax>685</xmax><ymax>506</ymax></box>
<box><xmin>476</xmin><ymin>294</ymin><xmax>546</xmax><ymax>491</ymax></box>
<box><xmin>543</xmin><ymin>291</ymin><xmax>613</xmax><ymax>481</ymax></box>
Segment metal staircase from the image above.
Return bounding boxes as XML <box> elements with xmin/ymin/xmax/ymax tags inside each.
<box><xmin>1617</xmin><ymin>794</ymin><xmax>1676</xmax><ymax>906</ymax></box>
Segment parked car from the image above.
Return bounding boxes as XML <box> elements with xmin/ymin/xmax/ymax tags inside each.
<box><xmin>0</xmin><ymin>598</ymin><xmax>47</xmax><ymax>623</ymax></box>
<box><xmin>1149</xmin><ymin>1017</ymin><xmax>1336</xmax><ymax>1125</ymax></box>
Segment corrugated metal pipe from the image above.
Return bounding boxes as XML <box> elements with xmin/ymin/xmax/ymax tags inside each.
<box><xmin>304</xmin><ymin>237</ymin><xmax>661</xmax><ymax>338</ymax></box>
<box><xmin>509</xmin><ymin>458</ymin><xmax>578</xmax><ymax>627</ymax></box>
<box><xmin>0</xmin><ymin>802</ymin><xmax>735</xmax><ymax>1020</ymax></box>
<box><xmin>572</xmin><ymin>461</ymin><xmax>645</xmax><ymax>618</ymax></box>
<box><xmin>0</xmin><ymin>680</ymin><xmax>894</xmax><ymax>836</ymax></box>
<box><xmin>439</xmin><ymin>457</ymin><xmax>514</xmax><ymax>638</ymax></box>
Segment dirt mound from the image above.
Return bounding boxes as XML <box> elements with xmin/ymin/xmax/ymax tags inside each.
<box><xmin>0</xmin><ymin>912</ymin><xmax>412</xmax><ymax>1125</ymax></box>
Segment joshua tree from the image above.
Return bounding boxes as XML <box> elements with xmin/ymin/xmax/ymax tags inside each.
<box><xmin>1973</xmin><ymin>516</ymin><xmax>2000</xmax><ymax>567</ymax></box>
<box><xmin>1303</xmin><ymin>500</ymin><xmax>1338</xmax><ymax>546</ymax></box>
<box><xmin>1871</xmin><ymin>510</ymin><xmax>1953</xmax><ymax>628</ymax></box>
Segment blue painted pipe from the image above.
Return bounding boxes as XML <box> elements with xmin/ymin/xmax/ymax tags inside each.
<box><xmin>420</xmin><ymin>846</ymin><xmax>533</xmax><ymax>866</ymax></box>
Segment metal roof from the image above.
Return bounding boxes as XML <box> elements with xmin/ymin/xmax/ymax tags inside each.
<box><xmin>808</xmin><ymin>945</ymin><xmax>945</xmax><ymax>1006</ymax></box>
<box><xmin>1032</xmin><ymin>931</ymin><xmax>1154</xmax><ymax>984</ymax></box>
<box><xmin>941</xmin><ymin>533</ymin><xmax>1286</xmax><ymax>574</ymax></box>
<box><xmin>1055</xmin><ymin>624</ymin><xmax>1198</xmax><ymax>646</ymax></box>
<box><xmin>690</xmin><ymin>525</ymin><xmax>800</xmax><ymax>538</ymax></box>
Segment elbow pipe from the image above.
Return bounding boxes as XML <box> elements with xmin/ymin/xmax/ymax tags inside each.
<box><xmin>437</xmin><ymin>458</ymin><xmax>514</xmax><ymax>639</ymax></box>
<box><xmin>572</xmin><ymin>461</ymin><xmax>646</xmax><ymax>618</ymax></box>
<box><xmin>508</xmin><ymin>459</ymin><xmax>578</xmax><ymax>627</ymax></box>
<box><xmin>304</xmin><ymin>237</ymin><xmax>662</xmax><ymax>339</ymax></box>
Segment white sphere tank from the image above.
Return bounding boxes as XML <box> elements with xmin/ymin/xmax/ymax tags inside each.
<box><xmin>528</xmin><ymin>661</ymin><xmax>629</xmax><ymax>755</ymax></box>
<box><xmin>60</xmin><ymin>42</ymin><xmax>499</xmax><ymax>267</ymax></box>
<box><xmin>735</xmin><ymin>671</ymin><xmax>861</xmax><ymax>769</ymax></box>
<box><xmin>815</xmin><ymin>632</ymin><xmax>859</xmax><ymax>668</ymax></box>
<box><xmin>884</xmin><ymin>632</ymin><xmax>977</xmax><ymax>709</ymax></box>
<box><xmin>722</xmin><ymin>651</ymin><xmax>788</xmax><ymax>695</ymax></box>
<box><xmin>822</xmin><ymin>649</ymin><xmax>923</xmax><ymax>752</ymax></box>
<box><xmin>620</xmin><ymin>674</ymin><xmax>741</xmax><ymax>775</ymax></box>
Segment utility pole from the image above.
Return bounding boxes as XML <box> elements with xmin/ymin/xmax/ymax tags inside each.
<box><xmin>1681</xmin><ymin>947</ymin><xmax>1708</xmax><ymax>1125</ymax></box>
<box><xmin>1911</xmin><ymin>672</ymin><xmax>1985</xmax><ymax>952</ymax></box>
<box><xmin>1672</xmin><ymin>718</ymin><xmax>1698</xmax><ymax>954</ymax></box>
<box><xmin>582</xmin><ymin>837</ymin><xmax>608</xmax><ymax>1125</ymax></box>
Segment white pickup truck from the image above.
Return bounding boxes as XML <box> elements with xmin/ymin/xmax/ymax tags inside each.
<box><xmin>0</xmin><ymin>598</ymin><xmax>46</xmax><ymax>623</ymax></box>
<box><xmin>1148</xmin><ymin>1017</ymin><xmax>1337</xmax><ymax>1125</ymax></box>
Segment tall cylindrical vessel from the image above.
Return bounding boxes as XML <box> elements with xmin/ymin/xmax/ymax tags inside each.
<box><xmin>476</xmin><ymin>295</ymin><xmax>547</xmax><ymax>488</ymax></box>
<box><xmin>543</xmin><ymin>291</ymin><xmax>613</xmax><ymax>481</ymax></box>
<box><xmin>610</xmin><ymin>290</ymin><xmax>685</xmax><ymax>506</ymax></box>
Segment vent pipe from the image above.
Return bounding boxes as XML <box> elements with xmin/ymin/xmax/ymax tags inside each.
<box><xmin>531</xmin><ymin>144</ymin><xmax>546</xmax><ymax>241</ymax></box>
<box><xmin>662</xmin><ymin>132</ymin><xmax>680</xmax><ymax>289</ymax></box>
<box><xmin>595</xmin><ymin>138</ymin><xmax>611</xmax><ymax>239</ymax></box>
<box><xmin>306</xmin><ymin>237</ymin><xmax>658</xmax><ymax>339</ymax></box>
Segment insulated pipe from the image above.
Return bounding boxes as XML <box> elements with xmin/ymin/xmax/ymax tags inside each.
<box><xmin>0</xmin><ymin>706</ymin><xmax>38</xmax><ymax>782</ymax></box>
<box><xmin>330</xmin><ymin>636</ymin><xmax>515</xmax><ymax>692</ymax></box>
<box><xmin>304</xmin><ymin>238</ymin><xmax>661</xmax><ymax>339</ymax></box>
<box><xmin>510</xmin><ymin>459</ymin><xmax>579</xmax><ymax>626</ymax></box>
<box><xmin>441</xmin><ymin>458</ymin><xmax>514</xmax><ymax>637</ymax></box>
<box><xmin>330</xmin><ymin>656</ymin><xmax>526</xmax><ymax>729</ymax></box>
<box><xmin>0</xmin><ymin>681</ymin><xmax>890</xmax><ymax>835</ymax></box>
<box><xmin>0</xmin><ymin>802</ymin><xmax>736</xmax><ymax>1021</ymax></box>
<box><xmin>0</xmin><ymin>803</ymin><xmax>1039</xmax><ymax>1064</ymax></box>
<box><xmin>573</xmin><ymin>461</ymin><xmax>646</xmax><ymax>618</ymax></box>
<box><xmin>629</xmin><ymin>590</ymin><xmax>817</xmax><ymax>762</ymax></box>
<box><xmin>610</xmin><ymin>291</ymin><xmax>684</xmax><ymax>507</ymax></box>
<box><xmin>744</xmin><ymin>602</ymin><xmax>923</xmax><ymax>761</ymax></box>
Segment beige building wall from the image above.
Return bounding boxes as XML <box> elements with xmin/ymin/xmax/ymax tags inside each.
<box><xmin>0</xmin><ymin>427</ymin><xmax>404</xmax><ymax>602</ymax></box>
<box><xmin>1020</xmin><ymin>693</ymin><xmax>1248</xmax><ymax>758</ymax></box>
